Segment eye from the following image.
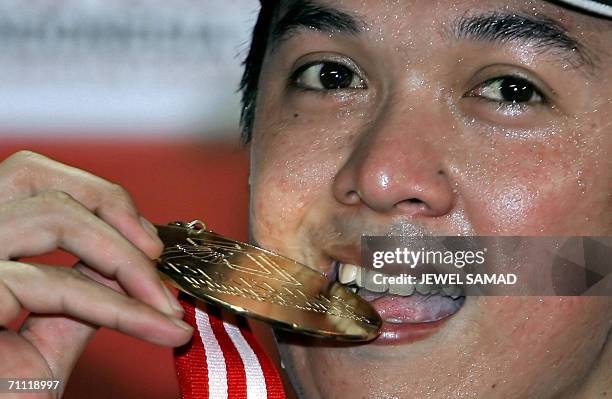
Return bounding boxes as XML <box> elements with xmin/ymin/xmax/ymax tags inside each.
<box><xmin>467</xmin><ymin>76</ymin><xmax>544</xmax><ymax>104</ymax></box>
<box><xmin>293</xmin><ymin>61</ymin><xmax>365</xmax><ymax>91</ymax></box>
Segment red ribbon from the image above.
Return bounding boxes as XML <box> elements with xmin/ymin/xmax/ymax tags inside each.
<box><xmin>175</xmin><ymin>296</ymin><xmax>286</xmax><ymax>399</ymax></box>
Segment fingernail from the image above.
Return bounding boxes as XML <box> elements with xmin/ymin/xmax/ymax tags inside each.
<box><xmin>171</xmin><ymin>318</ymin><xmax>193</xmax><ymax>332</ymax></box>
<box><xmin>162</xmin><ymin>283</ymin><xmax>184</xmax><ymax>316</ymax></box>
<box><xmin>140</xmin><ymin>216</ymin><xmax>163</xmax><ymax>245</ymax></box>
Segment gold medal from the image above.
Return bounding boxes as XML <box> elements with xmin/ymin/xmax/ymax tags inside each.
<box><xmin>156</xmin><ymin>221</ymin><xmax>381</xmax><ymax>341</ymax></box>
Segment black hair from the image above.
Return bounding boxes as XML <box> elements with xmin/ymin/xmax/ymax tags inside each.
<box><xmin>239</xmin><ymin>2</ymin><xmax>279</xmax><ymax>144</ymax></box>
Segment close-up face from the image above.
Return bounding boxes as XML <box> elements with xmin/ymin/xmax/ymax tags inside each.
<box><xmin>247</xmin><ymin>0</ymin><xmax>612</xmax><ymax>398</ymax></box>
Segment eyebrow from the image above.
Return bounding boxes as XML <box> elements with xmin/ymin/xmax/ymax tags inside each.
<box><xmin>269</xmin><ymin>0</ymin><xmax>364</xmax><ymax>49</ymax></box>
<box><xmin>269</xmin><ymin>3</ymin><xmax>599</xmax><ymax>73</ymax></box>
<box><xmin>452</xmin><ymin>12</ymin><xmax>598</xmax><ymax>71</ymax></box>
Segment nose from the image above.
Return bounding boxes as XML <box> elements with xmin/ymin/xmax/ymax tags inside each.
<box><xmin>332</xmin><ymin>110</ymin><xmax>455</xmax><ymax>218</ymax></box>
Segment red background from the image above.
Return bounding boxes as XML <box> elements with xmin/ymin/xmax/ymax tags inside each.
<box><xmin>2</xmin><ymin>138</ymin><xmax>250</xmax><ymax>398</ymax></box>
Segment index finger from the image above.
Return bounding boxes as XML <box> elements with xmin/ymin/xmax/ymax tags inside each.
<box><xmin>0</xmin><ymin>151</ymin><xmax>163</xmax><ymax>259</ymax></box>
<box><xmin>0</xmin><ymin>191</ymin><xmax>181</xmax><ymax>318</ymax></box>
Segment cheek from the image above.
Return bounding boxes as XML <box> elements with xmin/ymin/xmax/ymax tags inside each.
<box><xmin>487</xmin><ymin>182</ymin><xmax>538</xmax><ymax>231</ymax></box>
<box><xmin>249</xmin><ymin>126</ymin><xmax>344</xmax><ymax>250</ymax></box>
<box><xmin>480</xmin><ymin>297</ymin><xmax>612</xmax><ymax>369</ymax></box>
<box><xmin>458</xmin><ymin>135</ymin><xmax>610</xmax><ymax>234</ymax></box>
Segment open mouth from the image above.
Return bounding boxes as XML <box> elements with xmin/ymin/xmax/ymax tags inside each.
<box><xmin>333</xmin><ymin>261</ymin><xmax>466</xmax><ymax>345</ymax></box>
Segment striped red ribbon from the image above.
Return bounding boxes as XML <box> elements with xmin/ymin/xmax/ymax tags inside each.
<box><xmin>175</xmin><ymin>296</ymin><xmax>286</xmax><ymax>399</ymax></box>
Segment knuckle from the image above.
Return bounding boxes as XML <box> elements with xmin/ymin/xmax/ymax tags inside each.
<box><xmin>1</xmin><ymin>151</ymin><xmax>46</xmax><ymax>187</ymax></box>
<box><xmin>106</xmin><ymin>183</ymin><xmax>136</xmax><ymax>211</ymax></box>
<box><xmin>75</xmin><ymin>184</ymin><xmax>102</xmax><ymax>207</ymax></box>
<box><xmin>2</xmin><ymin>151</ymin><xmax>46</xmax><ymax>175</ymax></box>
<box><xmin>6</xmin><ymin>150</ymin><xmax>44</xmax><ymax>164</ymax></box>
<box><xmin>108</xmin><ymin>182</ymin><xmax>130</xmax><ymax>200</ymax></box>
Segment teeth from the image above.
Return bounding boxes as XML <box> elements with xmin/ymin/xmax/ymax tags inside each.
<box><xmin>450</xmin><ymin>286</ymin><xmax>463</xmax><ymax>299</ymax></box>
<box><xmin>442</xmin><ymin>285</ymin><xmax>463</xmax><ymax>299</ymax></box>
<box><xmin>364</xmin><ymin>270</ymin><xmax>388</xmax><ymax>293</ymax></box>
<box><xmin>388</xmin><ymin>281</ymin><xmax>416</xmax><ymax>296</ymax></box>
<box><xmin>338</xmin><ymin>263</ymin><xmax>358</xmax><ymax>285</ymax></box>
<box><xmin>415</xmin><ymin>282</ymin><xmax>430</xmax><ymax>295</ymax></box>
<box><xmin>335</xmin><ymin>262</ymin><xmax>463</xmax><ymax>298</ymax></box>
<box><xmin>355</xmin><ymin>266</ymin><xmax>364</xmax><ymax>287</ymax></box>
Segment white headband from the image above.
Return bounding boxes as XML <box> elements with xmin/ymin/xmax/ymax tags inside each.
<box><xmin>557</xmin><ymin>0</ymin><xmax>612</xmax><ymax>17</ymax></box>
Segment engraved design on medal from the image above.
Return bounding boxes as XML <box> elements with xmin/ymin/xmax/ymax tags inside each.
<box><xmin>162</xmin><ymin>237</ymin><xmax>303</xmax><ymax>286</ymax></box>
<box><xmin>159</xmin><ymin>239</ymin><xmax>375</xmax><ymax>325</ymax></box>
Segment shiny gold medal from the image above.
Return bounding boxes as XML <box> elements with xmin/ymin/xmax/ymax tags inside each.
<box><xmin>155</xmin><ymin>221</ymin><xmax>381</xmax><ymax>341</ymax></box>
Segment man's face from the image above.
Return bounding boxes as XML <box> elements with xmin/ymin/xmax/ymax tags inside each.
<box><xmin>248</xmin><ymin>0</ymin><xmax>612</xmax><ymax>397</ymax></box>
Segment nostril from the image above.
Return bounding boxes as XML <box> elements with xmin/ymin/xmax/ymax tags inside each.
<box><xmin>344</xmin><ymin>190</ymin><xmax>361</xmax><ymax>204</ymax></box>
<box><xmin>394</xmin><ymin>197</ymin><xmax>429</xmax><ymax>213</ymax></box>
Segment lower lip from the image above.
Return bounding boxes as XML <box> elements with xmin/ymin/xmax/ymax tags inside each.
<box><xmin>368</xmin><ymin>296</ymin><xmax>464</xmax><ymax>345</ymax></box>
<box><xmin>372</xmin><ymin>318</ymin><xmax>449</xmax><ymax>345</ymax></box>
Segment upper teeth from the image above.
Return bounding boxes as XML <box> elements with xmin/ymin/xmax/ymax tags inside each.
<box><xmin>338</xmin><ymin>263</ymin><xmax>358</xmax><ymax>284</ymax></box>
<box><xmin>337</xmin><ymin>263</ymin><xmax>462</xmax><ymax>298</ymax></box>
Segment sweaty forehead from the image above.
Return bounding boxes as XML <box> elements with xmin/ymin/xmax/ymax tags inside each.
<box><xmin>274</xmin><ymin>0</ymin><xmax>610</xmax><ymax>45</ymax></box>
<box><xmin>271</xmin><ymin>0</ymin><xmax>610</xmax><ymax>75</ymax></box>
<box><xmin>277</xmin><ymin>0</ymin><xmax>608</xmax><ymax>25</ymax></box>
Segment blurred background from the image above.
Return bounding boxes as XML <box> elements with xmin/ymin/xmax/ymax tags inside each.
<box><xmin>1</xmin><ymin>1</ymin><xmax>259</xmax><ymax>397</ymax></box>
